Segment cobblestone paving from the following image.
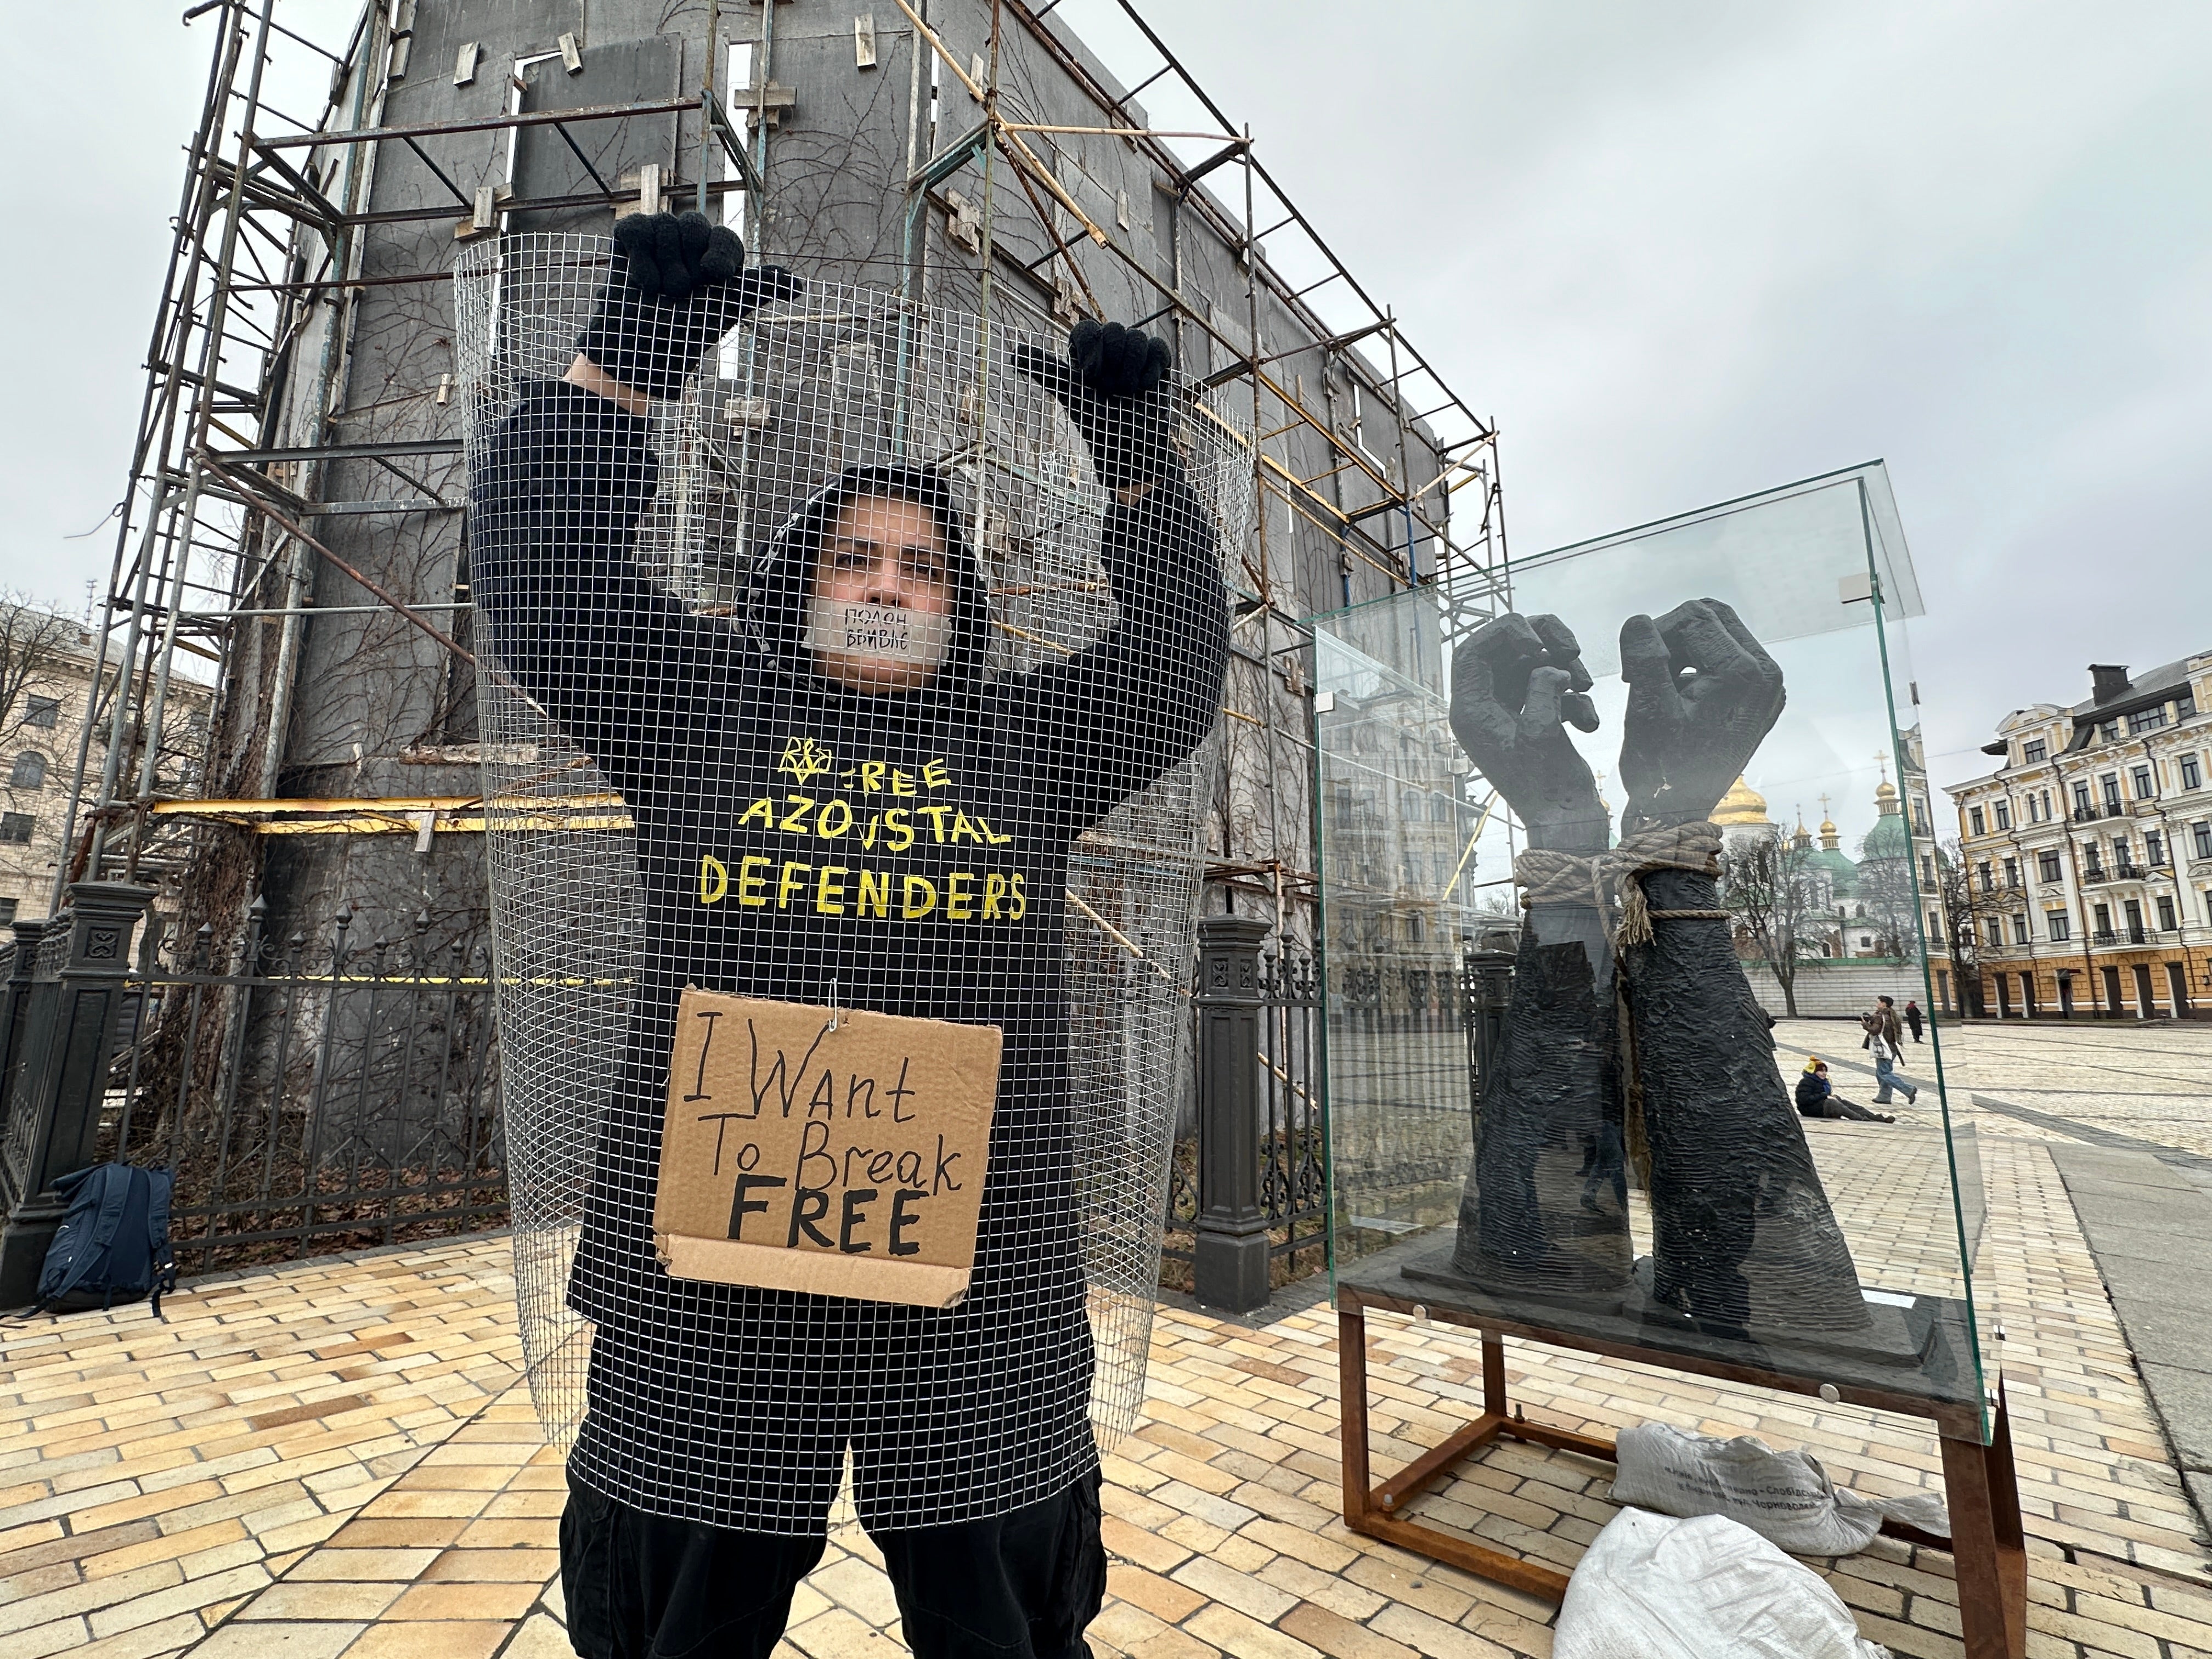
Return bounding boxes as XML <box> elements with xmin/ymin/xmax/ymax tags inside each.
<box><xmin>1812</xmin><ymin>1018</ymin><xmax>2212</xmax><ymax>1161</ymax></box>
<box><xmin>6</xmin><ymin>1022</ymin><xmax>2212</xmax><ymax>1659</ymax></box>
<box><xmin>0</xmin><ymin>1235</ymin><xmax>521</xmax><ymax>1659</ymax></box>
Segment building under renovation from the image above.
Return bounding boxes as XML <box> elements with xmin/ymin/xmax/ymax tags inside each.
<box><xmin>22</xmin><ymin>0</ymin><xmax>1506</xmax><ymax>1285</ymax></box>
<box><xmin>77</xmin><ymin>0</ymin><xmax>1502</xmax><ymax>952</ymax></box>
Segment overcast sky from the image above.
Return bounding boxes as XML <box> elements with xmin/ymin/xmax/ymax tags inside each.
<box><xmin>4</xmin><ymin>1</ymin><xmax>2207</xmax><ymax>802</ymax></box>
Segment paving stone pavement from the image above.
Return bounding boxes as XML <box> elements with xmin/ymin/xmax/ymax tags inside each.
<box><xmin>0</xmin><ymin>1233</ymin><xmax>523</xmax><ymax>1659</ymax></box>
<box><xmin>1801</xmin><ymin>1017</ymin><xmax>2212</xmax><ymax>1162</ymax></box>
<box><xmin>2046</xmin><ymin>1143</ymin><xmax>2212</xmax><ymax>1544</ymax></box>
<box><xmin>5</xmin><ymin>1022</ymin><xmax>2212</xmax><ymax>1659</ymax></box>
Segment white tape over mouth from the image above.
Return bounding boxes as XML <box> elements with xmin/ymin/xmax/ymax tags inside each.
<box><xmin>804</xmin><ymin>598</ymin><xmax>952</xmax><ymax>669</ymax></box>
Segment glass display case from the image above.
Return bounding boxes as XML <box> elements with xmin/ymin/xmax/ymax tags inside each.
<box><xmin>1313</xmin><ymin>464</ymin><xmax>1993</xmax><ymax>1437</ymax></box>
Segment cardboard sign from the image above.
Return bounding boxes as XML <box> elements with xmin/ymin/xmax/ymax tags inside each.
<box><xmin>652</xmin><ymin>988</ymin><xmax>1003</xmax><ymax>1309</ymax></box>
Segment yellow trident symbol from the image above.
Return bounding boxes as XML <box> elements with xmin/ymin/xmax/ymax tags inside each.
<box><xmin>776</xmin><ymin>735</ymin><xmax>836</xmax><ymax>783</ymax></box>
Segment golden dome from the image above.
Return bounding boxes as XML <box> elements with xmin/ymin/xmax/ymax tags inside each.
<box><xmin>1875</xmin><ymin>778</ymin><xmax>1900</xmax><ymax>812</ymax></box>
<box><xmin>1711</xmin><ymin>775</ymin><xmax>1773</xmax><ymax>827</ymax></box>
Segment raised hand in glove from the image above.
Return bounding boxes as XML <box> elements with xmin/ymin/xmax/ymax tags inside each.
<box><xmin>1013</xmin><ymin>319</ymin><xmax>1180</xmax><ymax>496</ymax></box>
<box><xmin>1616</xmin><ymin>597</ymin><xmax>1785</xmax><ymax>835</ymax></box>
<box><xmin>574</xmin><ymin>211</ymin><xmax>799</xmax><ymax>403</ymax></box>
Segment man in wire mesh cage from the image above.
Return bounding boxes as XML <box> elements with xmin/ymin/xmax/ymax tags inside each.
<box><xmin>468</xmin><ymin>212</ymin><xmax>1228</xmax><ymax>1657</ymax></box>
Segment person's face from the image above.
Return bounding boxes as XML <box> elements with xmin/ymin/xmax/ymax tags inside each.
<box><xmin>1816</xmin><ymin>1066</ymin><xmax>1829</xmax><ymax>1080</ymax></box>
<box><xmin>810</xmin><ymin>494</ymin><xmax>954</xmax><ymax>695</ymax></box>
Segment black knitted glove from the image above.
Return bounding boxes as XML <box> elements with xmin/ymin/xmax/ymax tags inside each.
<box><xmin>574</xmin><ymin>211</ymin><xmax>800</xmax><ymax>402</ymax></box>
<box><xmin>1014</xmin><ymin>320</ymin><xmax>1180</xmax><ymax>494</ymax></box>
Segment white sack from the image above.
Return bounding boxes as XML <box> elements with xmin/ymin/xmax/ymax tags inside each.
<box><xmin>1554</xmin><ymin>1508</ymin><xmax>1891</xmax><ymax>1659</ymax></box>
<box><xmin>1610</xmin><ymin>1421</ymin><xmax>1946</xmax><ymax>1556</ymax></box>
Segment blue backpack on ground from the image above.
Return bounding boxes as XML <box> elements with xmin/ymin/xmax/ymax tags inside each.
<box><xmin>36</xmin><ymin>1163</ymin><xmax>178</xmax><ymax>1316</ymax></box>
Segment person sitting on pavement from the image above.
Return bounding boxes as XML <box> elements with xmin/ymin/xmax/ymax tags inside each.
<box><xmin>1796</xmin><ymin>1057</ymin><xmax>1893</xmax><ymax>1123</ymax></box>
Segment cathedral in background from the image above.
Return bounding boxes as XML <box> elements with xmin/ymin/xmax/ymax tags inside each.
<box><xmin>1711</xmin><ymin>770</ymin><xmax>1929</xmax><ymax>962</ymax></box>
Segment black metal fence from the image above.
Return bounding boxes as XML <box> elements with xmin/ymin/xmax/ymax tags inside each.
<box><xmin>0</xmin><ymin>881</ymin><xmax>1506</xmax><ymax>1316</ymax></box>
<box><xmin>1163</xmin><ymin>927</ymin><xmax>1516</xmax><ymax>1312</ymax></box>
<box><xmin>0</xmin><ymin>883</ymin><xmax>505</xmax><ymax>1300</ymax></box>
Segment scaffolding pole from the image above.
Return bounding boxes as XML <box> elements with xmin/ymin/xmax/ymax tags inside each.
<box><xmin>70</xmin><ymin>0</ymin><xmax>1509</xmax><ymax>959</ymax></box>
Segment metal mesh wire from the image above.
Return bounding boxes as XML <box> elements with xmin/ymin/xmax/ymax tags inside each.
<box><xmin>455</xmin><ymin>234</ymin><xmax>1248</xmax><ymax>1532</ymax></box>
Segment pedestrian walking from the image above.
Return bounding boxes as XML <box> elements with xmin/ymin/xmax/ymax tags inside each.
<box><xmin>1905</xmin><ymin>998</ymin><xmax>1924</xmax><ymax>1042</ymax></box>
<box><xmin>1863</xmin><ymin>1014</ymin><xmax>1919</xmax><ymax>1105</ymax></box>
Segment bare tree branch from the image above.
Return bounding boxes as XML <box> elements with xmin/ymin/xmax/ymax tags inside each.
<box><xmin>0</xmin><ymin>592</ymin><xmax>84</xmax><ymax>747</ymax></box>
<box><xmin>1934</xmin><ymin>837</ymin><xmax>2027</xmax><ymax>1015</ymax></box>
<box><xmin>1719</xmin><ymin>834</ymin><xmax>1825</xmax><ymax>1018</ymax></box>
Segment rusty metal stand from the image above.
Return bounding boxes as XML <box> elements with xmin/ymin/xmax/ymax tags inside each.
<box><xmin>1337</xmin><ymin>1287</ymin><xmax>2025</xmax><ymax>1658</ymax></box>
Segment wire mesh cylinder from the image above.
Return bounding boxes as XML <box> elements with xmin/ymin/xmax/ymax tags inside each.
<box><xmin>455</xmin><ymin>234</ymin><xmax>1249</xmax><ymax>1531</ymax></box>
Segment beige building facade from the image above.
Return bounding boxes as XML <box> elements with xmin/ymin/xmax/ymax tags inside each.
<box><xmin>1945</xmin><ymin>656</ymin><xmax>2211</xmax><ymax>1019</ymax></box>
<box><xmin>0</xmin><ymin>617</ymin><xmax>213</xmax><ymax>928</ymax></box>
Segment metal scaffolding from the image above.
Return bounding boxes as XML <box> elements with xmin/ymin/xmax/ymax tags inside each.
<box><xmin>69</xmin><ymin>0</ymin><xmax>1508</xmax><ymax>949</ymax></box>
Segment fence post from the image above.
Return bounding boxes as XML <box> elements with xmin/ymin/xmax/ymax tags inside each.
<box><xmin>0</xmin><ymin>919</ymin><xmax>49</xmax><ymax>1211</ymax></box>
<box><xmin>1460</xmin><ymin>940</ymin><xmax>1515</xmax><ymax>1119</ymax></box>
<box><xmin>0</xmin><ymin>883</ymin><xmax>156</xmax><ymax>1306</ymax></box>
<box><xmin>1192</xmin><ymin>912</ymin><xmax>1274</xmax><ymax>1313</ymax></box>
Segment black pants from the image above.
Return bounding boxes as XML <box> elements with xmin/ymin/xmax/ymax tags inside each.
<box><xmin>1798</xmin><ymin>1097</ymin><xmax>1889</xmax><ymax>1123</ymax></box>
<box><xmin>560</xmin><ymin>1465</ymin><xmax>1104</xmax><ymax>1659</ymax></box>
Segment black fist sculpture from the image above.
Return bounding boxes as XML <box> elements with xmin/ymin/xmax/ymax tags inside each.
<box><xmin>1618</xmin><ymin>598</ymin><xmax>1786</xmax><ymax>834</ymax></box>
<box><xmin>1446</xmin><ymin>614</ymin><xmax>1629</xmax><ymax>1305</ymax></box>
<box><xmin>1449</xmin><ymin>613</ymin><xmax>1604</xmax><ymax>851</ymax></box>
<box><xmin>1438</xmin><ymin>602</ymin><xmax>1878</xmax><ymax>1352</ymax></box>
